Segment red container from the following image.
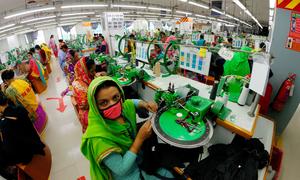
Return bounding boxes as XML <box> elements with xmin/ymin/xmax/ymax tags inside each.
<box><xmin>270</xmin><ymin>146</ymin><xmax>283</xmax><ymax>180</ymax></box>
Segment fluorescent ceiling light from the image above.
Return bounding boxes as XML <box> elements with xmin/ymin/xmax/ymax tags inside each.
<box><xmin>211</xmin><ymin>8</ymin><xmax>224</xmax><ymax>15</ymax></box>
<box><xmin>188</xmin><ymin>1</ymin><xmax>209</xmax><ymax>9</ymax></box>
<box><xmin>27</xmin><ymin>19</ymin><xmax>56</xmax><ymax>26</ymax></box>
<box><xmin>225</xmin><ymin>14</ymin><xmax>234</xmax><ymax>19</ymax></box>
<box><xmin>0</xmin><ymin>34</ymin><xmax>7</xmax><ymax>38</ymax></box>
<box><xmin>225</xmin><ymin>24</ymin><xmax>235</xmax><ymax>27</ymax></box>
<box><xmin>0</xmin><ymin>25</ymin><xmax>23</xmax><ymax>34</ymax></box>
<box><xmin>179</xmin><ymin>0</ymin><xmax>188</xmax><ymax>2</ymax></box>
<box><xmin>232</xmin><ymin>0</ymin><xmax>246</xmax><ymax>10</ymax></box>
<box><xmin>21</xmin><ymin>16</ymin><xmax>56</xmax><ymax>23</ymax></box>
<box><xmin>34</xmin><ymin>22</ymin><xmax>57</xmax><ymax>28</ymax></box>
<box><xmin>4</xmin><ymin>6</ymin><xmax>55</xmax><ymax>19</ymax></box>
<box><xmin>176</xmin><ymin>10</ymin><xmax>192</xmax><ymax>15</ymax></box>
<box><xmin>61</xmin><ymin>12</ymin><xmax>95</xmax><ymax>16</ymax></box>
<box><xmin>112</xmin><ymin>5</ymin><xmax>146</xmax><ymax>9</ymax></box>
<box><xmin>59</xmin><ymin>23</ymin><xmax>77</xmax><ymax>26</ymax></box>
<box><xmin>60</xmin><ymin>16</ymin><xmax>87</xmax><ymax>20</ymax></box>
<box><xmin>245</xmin><ymin>10</ymin><xmax>252</xmax><ymax>16</ymax></box>
<box><xmin>195</xmin><ymin>14</ymin><xmax>207</xmax><ymax>18</ymax></box>
<box><xmin>0</xmin><ymin>24</ymin><xmax>15</xmax><ymax>31</ymax></box>
<box><xmin>61</xmin><ymin>4</ymin><xmax>108</xmax><ymax>9</ymax></box>
<box><xmin>148</xmin><ymin>7</ymin><xmax>172</xmax><ymax>12</ymax></box>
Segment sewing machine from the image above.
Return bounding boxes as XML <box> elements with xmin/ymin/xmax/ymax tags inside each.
<box><xmin>152</xmin><ymin>84</ymin><xmax>232</xmax><ymax>148</ymax></box>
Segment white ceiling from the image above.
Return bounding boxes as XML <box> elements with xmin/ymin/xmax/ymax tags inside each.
<box><xmin>0</xmin><ymin>0</ymin><xmax>269</xmax><ymax>37</ymax></box>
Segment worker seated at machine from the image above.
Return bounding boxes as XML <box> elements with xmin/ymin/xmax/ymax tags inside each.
<box><xmin>149</xmin><ymin>44</ymin><xmax>164</xmax><ymax>66</ymax></box>
<box><xmin>81</xmin><ymin>76</ymin><xmax>174</xmax><ymax>180</ymax></box>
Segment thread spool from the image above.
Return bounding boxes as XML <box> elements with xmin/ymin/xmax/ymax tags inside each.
<box><xmin>210</xmin><ymin>80</ymin><xmax>219</xmax><ymax>100</ymax></box>
<box><xmin>222</xmin><ymin>93</ymin><xmax>229</xmax><ymax>107</ymax></box>
<box><xmin>238</xmin><ymin>84</ymin><xmax>250</xmax><ymax>106</ymax></box>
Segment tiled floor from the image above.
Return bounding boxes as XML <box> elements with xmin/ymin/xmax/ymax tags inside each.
<box><xmin>279</xmin><ymin>104</ymin><xmax>300</xmax><ymax>180</ymax></box>
<box><xmin>38</xmin><ymin>59</ymin><xmax>90</xmax><ymax>180</ymax></box>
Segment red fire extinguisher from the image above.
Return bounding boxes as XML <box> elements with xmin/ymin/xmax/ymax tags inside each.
<box><xmin>272</xmin><ymin>73</ymin><xmax>296</xmax><ymax>112</ymax></box>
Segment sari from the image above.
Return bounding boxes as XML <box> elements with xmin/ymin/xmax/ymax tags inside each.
<box><xmin>5</xmin><ymin>79</ymin><xmax>47</xmax><ymax>134</ymax></box>
<box><xmin>81</xmin><ymin>76</ymin><xmax>137</xmax><ymax>180</ymax></box>
<box><xmin>41</xmin><ymin>44</ymin><xmax>52</xmax><ymax>74</ymax></box>
<box><xmin>72</xmin><ymin>57</ymin><xmax>93</xmax><ymax>132</ymax></box>
<box><xmin>48</xmin><ymin>38</ymin><xmax>58</xmax><ymax>58</ymax></box>
<box><xmin>27</xmin><ymin>58</ymin><xmax>47</xmax><ymax>94</ymax></box>
<box><xmin>100</xmin><ymin>40</ymin><xmax>110</xmax><ymax>55</ymax></box>
<box><xmin>164</xmin><ymin>35</ymin><xmax>177</xmax><ymax>58</ymax></box>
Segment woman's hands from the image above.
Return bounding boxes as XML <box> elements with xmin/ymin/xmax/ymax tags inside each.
<box><xmin>138</xmin><ymin>101</ymin><xmax>158</xmax><ymax>113</ymax></box>
<box><xmin>136</xmin><ymin>120</ymin><xmax>152</xmax><ymax>142</ymax></box>
<box><xmin>130</xmin><ymin>120</ymin><xmax>153</xmax><ymax>154</ymax></box>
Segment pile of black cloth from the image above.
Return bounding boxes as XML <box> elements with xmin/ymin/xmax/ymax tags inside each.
<box><xmin>184</xmin><ymin>135</ymin><xmax>270</xmax><ymax>180</ymax></box>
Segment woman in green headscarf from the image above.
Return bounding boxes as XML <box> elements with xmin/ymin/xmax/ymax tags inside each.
<box><xmin>81</xmin><ymin>76</ymin><xmax>173</xmax><ymax>180</ymax></box>
<box><xmin>223</xmin><ymin>46</ymin><xmax>252</xmax><ymax>77</ymax></box>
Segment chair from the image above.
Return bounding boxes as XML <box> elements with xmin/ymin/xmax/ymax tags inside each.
<box><xmin>17</xmin><ymin>145</ymin><xmax>52</xmax><ymax>180</ymax></box>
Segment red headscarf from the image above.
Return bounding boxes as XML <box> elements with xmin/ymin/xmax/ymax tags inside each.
<box><xmin>74</xmin><ymin>57</ymin><xmax>93</xmax><ymax>85</ymax></box>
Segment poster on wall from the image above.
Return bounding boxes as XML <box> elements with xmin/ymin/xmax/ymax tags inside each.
<box><xmin>136</xmin><ymin>42</ymin><xmax>154</xmax><ymax>63</ymax></box>
<box><xmin>286</xmin><ymin>11</ymin><xmax>300</xmax><ymax>52</ymax></box>
<box><xmin>180</xmin><ymin>45</ymin><xmax>211</xmax><ymax>76</ymax></box>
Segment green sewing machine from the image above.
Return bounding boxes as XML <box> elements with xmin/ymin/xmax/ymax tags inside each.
<box><xmin>152</xmin><ymin>84</ymin><xmax>232</xmax><ymax>148</ymax></box>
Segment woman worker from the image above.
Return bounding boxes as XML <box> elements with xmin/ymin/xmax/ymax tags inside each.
<box><xmin>0</xmin><ymin>92</ymin><xmax>51</xmax><ymax>180</ymax></box>
<box><xmin>27</xmin><ymin>52</ymin><xmax>47</xmax><ymax>94</ymax></box>
<box><xmin>81</xmin><ymin>76</ymin><xmax>174</xmax><ymax>180</ymax></box>
<box><xmin>1</xmin><ymin>69</ymin><xmax>47</xmax><ymax>134</ymax></box>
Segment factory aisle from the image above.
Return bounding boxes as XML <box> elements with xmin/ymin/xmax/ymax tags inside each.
<box><xmin>38</xmin><ymin>58</ymin><xmax>91</xmax><ymax>180</ymax></box>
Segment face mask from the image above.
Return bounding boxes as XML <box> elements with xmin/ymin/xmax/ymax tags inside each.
<box><xmin>101</xmin><ymin>100</ymin><xmax>122</xmax><ymax>120</ymax></box>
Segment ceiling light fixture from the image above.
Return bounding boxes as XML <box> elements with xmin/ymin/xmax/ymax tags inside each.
<box><xmin>0</xmin><ymin>25</ymin><xmax>23</xmax><ymax>34</ymax></box>
<box><xmin>59</xmin><ymin>23</ymin><xmax>77</xmax><ymax>26</ymax></box>
<box><xmin>195</xmin><ymin>14</ymin><xmax>207</xmax><ymax>18</ymax></box>
<box><xmin>0</xmin><ymin>24</ymin><xmax>16</xmax><ymax>31</ymax></box>
<box><xmin>21</xmin><ymin>16</ymin><xmax>56</xmax><ymax>23</ymax></box>
<box><xmin>112</xmin><ymin>4</ymin><xmax>147</xmax><ymax>9</ymax></box>
<box><xmin>232</xmin><ymin>0</ymin><xmax>262</xmax><ymax>28</ymax></box>
<box><xmin>27</xmin><ymin>19</ymin><xmax>56</xmax><ymax>26</ymax></box>
<box><xmin>176</xmin><ymin>10</ymin><xmax>192</xmax><ymax>15</ymax></box>
<box><xmin>179</xmin><ymin>0</ymin><xmax>188</xmax><ymax>2</ymax></box>
<box><xmin>188</xmin><ymin>1</ymin><xmax>209</xmax><ymax>9</ymax></box>
<box><xmin>60</xmin><ymin>16</ymin><xmax>87</xmax><ymax>21</ymax></box>
<box><xmin>232</xmin><ymin>0</ymin><xmax>246</xmax><ymax>10</ymax></box>
<box><xmin>148</xmin><ymin>7</ymin><xmax>172</xmax><ymax>12</ymax></box>
<box><xmin>211</xmin><ymin>8</ymin><xmax>225</xmax><ymax>15</ymax></box>
<box><xmin>34</xmin><ymin>22</ymin><xmax>58</xmax><ymax>28</ymax></box>
<box><xmin>61</xmin><ymin>4</ymin><xmax>108</xmax><ymax>9</ymax></box>
<box><xmin>4</xmin><ymin>6</ymin><xmax>55</xmax><ymax>19</ymax></box>
<box><xmin>61</xmin><ymin>12</ymin><xmax>95</xmax><ymax>16</ymax></box>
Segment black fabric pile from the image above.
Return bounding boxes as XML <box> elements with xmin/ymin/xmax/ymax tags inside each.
<box><xmin>185</xmin><ymin>136</ymin><xmax>270</xmax><ymax>180</ymax></box>
<box><xmin>138</xmin><ymin>134</ymin><xmax>203</xmax><ymax>179</ymax></box>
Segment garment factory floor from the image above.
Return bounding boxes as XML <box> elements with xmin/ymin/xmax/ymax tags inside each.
<box><xmin>34</xmin><ymin>57</ymin><xmax>299</xmax><ymax>180</ymax></box>
<box><xmin>39</xmin><ymin>59</ymin><xmax>91</xmax><ymax>180</ymax></box>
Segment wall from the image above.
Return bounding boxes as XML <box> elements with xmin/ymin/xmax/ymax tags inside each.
<box><xmin>0</xmin><ymin>38</ymin><xmax>9</xmax><ymax>53</ymax></box>
<box><xmin>269</xmin><ymin>8</ymin><xmax>300</xmax><ymax>135</ymax></box>
<box><xmin>18</xmin><ymin>34</ymin><xmax>27</xmax><ymax>48</ymax></box>
<box><xmin>7</xmin><ymin>35</ymin><xmax>20</xmax><ymax>50</ymax></box>
<box><xmin>43</xmin><ymin>27</ymin><xmax>59</xmax><ymax>43</ymax></box>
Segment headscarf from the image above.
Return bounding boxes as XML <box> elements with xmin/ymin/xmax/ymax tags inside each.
<box><xmin>74</xmin><ymin>57</ymin><xmax>93</xmax><ymax>85</ymax></box>
<box><xmin>81</xmin><ymin>76</ymin><xmax>137</xmax><ymax>180</ymax></box>
<box><xmin>29</xmin><ymin>58</ymin><xmax>46</xmax><ymax>85</ymax></box>
<box><xmin>223</xmin><ymin>46</ymin><xmax>252</xmax><ymax>77</ymax></box>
